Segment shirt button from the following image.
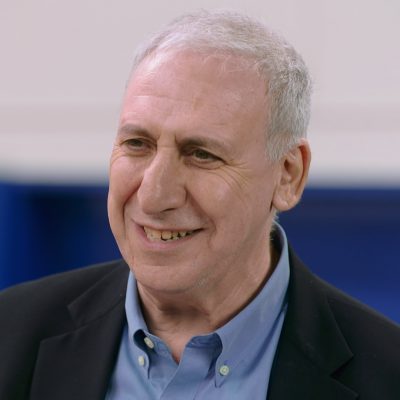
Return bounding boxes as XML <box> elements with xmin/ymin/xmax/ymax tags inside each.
<box><xmin>138</xmin><ymin>355</ymin><xmax>145</xmax><ymax>366</ymax></box>
<box><xmin>144</xmin><ymin>337</ymin><xmax>155</xmax><ymax>349</ymax></box>
<box><xmin>219</xmin><ymin>365</ymin><xmax>230</xmax><ymax>376</ymax></box>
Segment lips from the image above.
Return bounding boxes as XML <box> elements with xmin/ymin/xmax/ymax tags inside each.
<box><xmin>143</xmin><ymin>226</ymin><xmax>196</xmax><ymax>242</ymax></box>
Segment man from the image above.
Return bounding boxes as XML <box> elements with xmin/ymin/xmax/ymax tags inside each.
<box><xmin>0</xmin><ymin>10</ymin><xmax>399</xmax><ymax>400</ymax></box>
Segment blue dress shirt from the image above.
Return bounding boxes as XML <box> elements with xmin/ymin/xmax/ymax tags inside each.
<box><xmin>106</xmin><ymin>224</ymin><xmax>290</xmax><ymax>399</ymax></box>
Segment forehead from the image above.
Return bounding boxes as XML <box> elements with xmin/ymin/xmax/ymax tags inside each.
<box><xmin>120</xmin><ymin>50</ymin><xmax>269</xmax><ymax>140</ymax></box>
<box><xmin>129</xmin><ymin>50</ymin><xmax>266</xmax><ymax>104</ymax></box>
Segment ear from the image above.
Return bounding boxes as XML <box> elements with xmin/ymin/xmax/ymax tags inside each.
<box><xmin>272</xmin><ymin>139</ymin><xmax>311</xmax><ymax>212</ymax></box>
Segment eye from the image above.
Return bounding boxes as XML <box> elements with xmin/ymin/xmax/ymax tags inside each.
<box><xmin>121</xmin><ymin>137</ymin><xmax>153</xmax><ymax>156</ymax></box>
<box><xmin>191</xmin><ymin>149</ymin><xmax>220</xmax><ymax>161</ymax></box>
<box><xmin>124</xmin><ymin>138</ymin><xmax>147</xmax><ymax>148</ymax></box>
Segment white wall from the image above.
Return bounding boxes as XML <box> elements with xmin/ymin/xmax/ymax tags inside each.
<box><xmin>1</xmin><ymin>0</ymin><xmax>400</xmax><ymax>185</ymax></box>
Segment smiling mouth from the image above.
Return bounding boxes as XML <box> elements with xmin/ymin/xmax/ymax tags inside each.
<box><xmin>143</xmin><ymin>226</ymin><xmax>197</xmax><ymax>242</ymax></box>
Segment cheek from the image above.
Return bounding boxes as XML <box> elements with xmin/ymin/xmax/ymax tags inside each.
<box><xmin>109</xmin><ymin>158</ymin><xmax>142</xmax><ymax>208</ymax></box>
<box><xmin>193</xmin><ymin>169</ymin><xmax>267</xmax><ymax>211</ymax></box>
<box><xmin>191</xmin><ymin>170</ymin><xmax>276</xmax><ymax>234</ymax></box>
<box><xmin>108</xmin><ymin>158</ymin><xmax>143</xmax><ymax>240</ymax></box>
<box><xmin>189</xmin><ymin>173</ymin><xmax>250</xmax><ymax>233</ymax></box>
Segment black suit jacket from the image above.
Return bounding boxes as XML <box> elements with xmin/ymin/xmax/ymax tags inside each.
<box><xmin>1</xmin><ymin>250</ymin><xmax>399</xmax><ymax>399</ymax></box>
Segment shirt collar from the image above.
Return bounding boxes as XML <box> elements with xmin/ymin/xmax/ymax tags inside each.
<box><xmin>213</xmin><ymin>223</ymin><xmax>290</xmax><ymax>383</ymax></box>
<box><xmin>126</xmin><ymin>271</ymin><xmax>148</xmax><ymax>343</ymax></box>
<box><xmin>125</xmin><ymin>223</ymin><xmax>290</xmax><ymax>380</ymax></box>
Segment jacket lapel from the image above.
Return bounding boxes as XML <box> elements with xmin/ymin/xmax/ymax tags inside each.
<box><xmin>28</xmin><ymin>250</ymin><xmax>360</xmax><ymax>399</ymax></box>
<box><xmin>267</xmin><ymin>249</ymin><xmax>358</xmax><ymax>400</ymax></box>
<box><xmin>30</xmin><ymin>263</ymin><xmax>129</xmax><ymax>400</ymax></box>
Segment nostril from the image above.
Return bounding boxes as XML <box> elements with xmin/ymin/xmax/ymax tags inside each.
<box><xmin>137</xmin><ymin>180</ymin><xmax>187</xmax><ymax>214</ymax></box>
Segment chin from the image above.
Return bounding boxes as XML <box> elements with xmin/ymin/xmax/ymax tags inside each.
<box><xmin>132</xmin><ymin>262</ymin><xmax>197</xmax><ymax>294</ymax></box>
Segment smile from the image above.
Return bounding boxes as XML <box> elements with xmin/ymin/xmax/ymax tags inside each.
<box><xmin>143</xmin><ymin>226</ymin><xmax>196</xmax><ymax>242</ymax></box>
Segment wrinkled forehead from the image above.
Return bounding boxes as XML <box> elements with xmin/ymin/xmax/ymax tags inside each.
<box><xmin>129</xmin><ymin>48</ymin><xmax>266</xmax><ymax>90</ymax></box>
<box><xmin>125</xmin><ymin>49</ymin><xmax>269</xmax><ymax>114</ymax></box>
<box><xmin>120</xmin><ymin>49</ymin><xmax>270</xmax><ymax>146</ymax></box>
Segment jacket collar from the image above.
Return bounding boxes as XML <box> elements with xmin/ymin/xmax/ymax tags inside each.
<box><xmin>29</xmin><ymin>249</ymin><xmax>360</xmax><ymax>400</ymax></box>
<box><xmin>30</xmin><ymin>261</ymin><xmax>129</xmax><ymax>400</ymax></box>
<box><xmin>267</xmin><ymin>248</ymin><xmax>358</xmax><ymax>400</ymax></box>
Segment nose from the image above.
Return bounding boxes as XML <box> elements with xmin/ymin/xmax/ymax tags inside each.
<box><xmin>137</xmin><ymin>151</ymin><xmax>187</xmax><ymax>215</ymax></box>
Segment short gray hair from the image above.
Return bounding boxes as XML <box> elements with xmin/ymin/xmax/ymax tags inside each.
<box><xmin>130</xmin><ymin>9</ymin><xmax>312</xmax><ymax>161</ymax></box>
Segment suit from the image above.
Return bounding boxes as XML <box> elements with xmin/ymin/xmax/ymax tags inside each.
<box><xmin>1</xmin><ymin>249</ymin><xmax>399</xmax><ymax>399</ymax></box>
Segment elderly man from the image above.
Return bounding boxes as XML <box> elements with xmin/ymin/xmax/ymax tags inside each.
<box><xmin>1</xmin><ymin>10</ymin><xmax>399</xmax><ymax>400</ymax></box>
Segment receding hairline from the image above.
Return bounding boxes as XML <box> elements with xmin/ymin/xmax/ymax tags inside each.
<box><xmin>124</xmin><ymin>9</ymin><xmax>312</xmax><ymax>161</ymax></box>
<box><xmin>127</xmin><ymin>46</ymin><xmax>269</xmax><ymax>92</ymax></box>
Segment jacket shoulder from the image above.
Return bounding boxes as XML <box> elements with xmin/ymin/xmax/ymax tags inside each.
<box><xmin>0</xmin><ymin>259</ymin><xmax>127</xmax><ymax>399</ymax></box>
<box><xmin>322</xmin><ymin>277</ymin><xmax>400</xmax><ymax>362</ymax></box>
<box><xmin>316</xmin><ymin>273</ymin><xmax>400</xmax><ymax>343</ymax></box>
<box><xmin>0</xmin><ymin>259</ymin><xmax>127</xmax><ymax>337</ymax></box>
<box><xmin>289</xmin><ymin>251</ymin><xmax>400</xmax><ymax>398</ymax></box>
<box><xmin>0</xmin><ymin>259</ymin><xmax>125</xmax><ymax>313</ymax></box>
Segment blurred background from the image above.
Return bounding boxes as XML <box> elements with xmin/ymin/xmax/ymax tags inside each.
<box><xmin>1</xmin><ymin>0</ymin><xmax>399</xmax><ymax>322</ymax></box>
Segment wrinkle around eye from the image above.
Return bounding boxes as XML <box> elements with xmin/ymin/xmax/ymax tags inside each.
<box><xmin>185</xmin><ymin>156</ymin><xmax>224</xmax><ymax>170</ymax></box>
<box><xmin>211</xmin><ymin>164</ymin><xmax>255</xmax><ymax>193</ymax></box>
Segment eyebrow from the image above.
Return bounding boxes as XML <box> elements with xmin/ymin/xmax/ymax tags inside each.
<box><xmin>117</xmin><ymin>123</ymin><xmax>150</xmax><ymax>137</ymax></box>
<box><xmin>118</xmin><ymin>123</ymin><xmax>231</xmax><ymax>155</ymax></box>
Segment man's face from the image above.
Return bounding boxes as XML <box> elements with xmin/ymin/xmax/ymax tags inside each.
<box><xmin>108</xmin><ymin>50</ymin><xmax>282</xmax><ymax>297</ymax></box>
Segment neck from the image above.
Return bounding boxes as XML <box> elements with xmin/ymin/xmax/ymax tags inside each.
<box><xmin>137</xmin><ymin>242</ymin><xmax>280</xmax><ymax>362</ymax></box>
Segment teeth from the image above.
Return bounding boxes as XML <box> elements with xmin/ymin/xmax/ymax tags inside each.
<box><xmin>161</xmin><ymin>231</ymin><xmax>172</xmax><ymax>240</ymax></box>
<box><xmin>143</xmin><ymin>227</ymin><xmax>194</xmax><ymax>242</ymax></box>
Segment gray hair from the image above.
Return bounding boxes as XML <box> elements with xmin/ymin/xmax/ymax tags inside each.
<box><xmin>130</xmin><ymin>9</ymin><xmax>312</xmax><ymax>161</ymax></box>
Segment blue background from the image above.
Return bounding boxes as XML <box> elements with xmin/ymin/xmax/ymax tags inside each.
<box><xmin>0</xmin><ymin>181</ymin><xmax>399</xmax><ymax>323</ymax></box>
